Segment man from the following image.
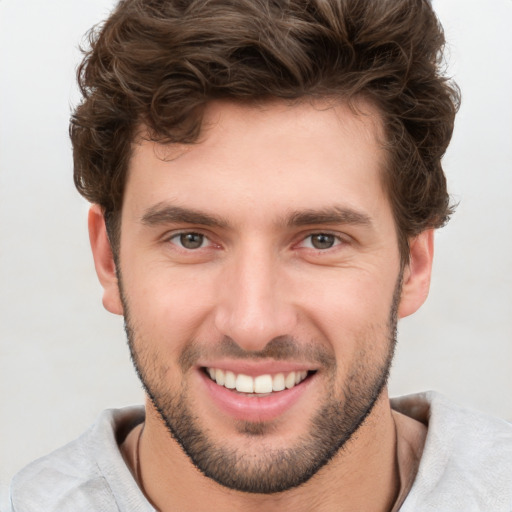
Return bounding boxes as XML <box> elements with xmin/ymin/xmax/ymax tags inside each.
<box><xmin>9</xmin><ymin>0</ymin><xmax>512</xmax><ymax>510</ymax></box>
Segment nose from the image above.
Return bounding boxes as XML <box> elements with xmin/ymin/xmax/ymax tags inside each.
<box><xmin>214</xmin><ymin>243</ymin><xmax>298</xmax><ymax>352</ymax></box>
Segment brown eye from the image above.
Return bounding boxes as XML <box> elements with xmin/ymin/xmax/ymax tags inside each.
<box><xmin>310</xmin><ymin>234</ymin><xmax>336</xmax><ymax>249</ymax></box>
<box><xmin>178</xmin><ymin>233</ymin><xmax>205</xmax><ymax>249</ymax></box>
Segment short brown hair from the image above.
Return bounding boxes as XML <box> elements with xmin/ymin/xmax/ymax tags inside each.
<box><xmin>71</xmin><ymin>0</ymin><xmax>459</xmax><ymax>260</ymax></box>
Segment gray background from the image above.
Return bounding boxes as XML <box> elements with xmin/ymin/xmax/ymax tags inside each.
<box><xmin>1</xmin><ymin>0</ymin><xmax>511</xmax><ymax>507</ymax></box>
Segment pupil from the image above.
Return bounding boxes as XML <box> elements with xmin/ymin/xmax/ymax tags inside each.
<box><xmin>180</xmin><ymin>233</ymin><xmax>203</xmax><ymax>249</ymax></box>
<box><xmin>312</xmin><ymin>234</ymin><xmax>334</xmax><ymax>249</ymax></box>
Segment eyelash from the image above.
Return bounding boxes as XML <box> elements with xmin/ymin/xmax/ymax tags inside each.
<box><xmin>167</xmin><ymin>231</ymin><xmax>212</xmax><ymax>250</ymax></box>
<box><xmin>297</xmin><ymin>232</ymin><xmax>345</xmax><ymax>251</ymax></box>
<box><xmin>166</xmin><ymin>230</ymin><xmax>347</xmax><ymax>253</ymax></box>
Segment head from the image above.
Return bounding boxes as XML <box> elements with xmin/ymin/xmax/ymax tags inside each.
<box><xmin>77</xmin><ymin>0</ymin><xmax>458</xmax><ymax>496</ymax></box>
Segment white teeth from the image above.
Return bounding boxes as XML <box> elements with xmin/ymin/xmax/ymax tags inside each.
<box><xmin>215</xmin><ymin>369</ymin><xmax>225</xmax><ymax>386</ymax></box>
<box><xmin>236</xmin><ymin>374</ymin><xmax>254</xmax><ymax>393</ymax></box>
<box><xmin>285</xmin><ymin>372</ymin><xmax>296</xmax><ymax>389</ymax></box>
<box><xmin>295</xmin><ymin>371</ymin><xmax>307</xmax><ymax>384</ymax></box>
<box><xmin>207</xmin><ymin>368</ymin><xmax>309</xmax><ymax>394</ymax></box>
<box><xmin>224</xmin><ymin>370</ymin><xmax>236</xmax><ymax>389</ymax></box>
<box><xmin>272</xmin><ymin>373</ymin><xmax>285</xmax><ymax>392</ymax></box>
<box><xmin>254</xmin><ymin>374</ymin><xmax>273</xmax><ymax>394</ymax></box>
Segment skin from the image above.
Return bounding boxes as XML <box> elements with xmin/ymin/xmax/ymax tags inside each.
<box><xmin>89</xmin><ymin>99</ymin><xmax>433</xmax><ymax>511</ymax></box>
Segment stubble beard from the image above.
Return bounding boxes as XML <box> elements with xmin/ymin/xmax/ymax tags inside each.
<box><xmin>120</xmin><ymin>273</ymin><xmax>401</xmax><ymax>494</ymax></box>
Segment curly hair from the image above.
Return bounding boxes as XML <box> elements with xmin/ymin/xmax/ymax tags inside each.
<box><xmin>71</xmin><ymin>0</ymin><xmax>459</xmax><ymax>260</ymax></box>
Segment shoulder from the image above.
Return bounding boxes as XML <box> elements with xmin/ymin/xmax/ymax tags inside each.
<box><xmin>9</xmin><ymin>406</ymin><xmax>149</xmax><ymax>512</ymax></box>
<box><xmin>393</xmin><ymin>392</ymin><xmax>512</xmax><ymax>511</ymax></box>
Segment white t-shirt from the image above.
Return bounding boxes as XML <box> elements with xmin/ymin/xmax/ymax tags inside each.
<box><xmin>9</xmin><ymin>392</ymin><xmax>512</xmax><ymax>511</ymax></box>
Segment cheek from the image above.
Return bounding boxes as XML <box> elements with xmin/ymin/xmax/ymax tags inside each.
<box><xmin>123</xmin><ymin>265</ymin><xmax>220</xmax><ymax>349</ymax></box>
<box><xmin>297</xmin><ymin>271</ymin><xmax>396</xmax><ymax>358</ymax></box>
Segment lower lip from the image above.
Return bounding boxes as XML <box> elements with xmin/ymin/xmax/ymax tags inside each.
<box><xmin>199</xmin><ymin>370</ymin><xmax>315</xmax><ymax>422</ymax></box>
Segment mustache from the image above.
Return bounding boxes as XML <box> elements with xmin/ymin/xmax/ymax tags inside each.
<box><xmin>179</xmin><ymin>335</ymin><xmax>335</xmax><ymax>372</ymax></box>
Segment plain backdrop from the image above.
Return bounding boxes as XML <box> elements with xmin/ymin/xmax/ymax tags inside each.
<box><xmin>1</xmin><ymin>0</ymin><xmax>511</xmax><ymax>507</ymax></box>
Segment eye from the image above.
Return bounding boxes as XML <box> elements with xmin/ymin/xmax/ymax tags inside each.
<box><xmin>170</xmin><ymin>232</ymin><xmax>209</xmax><ymax>250</ymax></box>
<box><xmin>301</xmin><ymin>233</ymin><xmax>341</xmax><ymax>250</ymax></box>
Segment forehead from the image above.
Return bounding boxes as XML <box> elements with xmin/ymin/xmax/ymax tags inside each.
<box><xmin>124</xmin><ymin>99</ymin><xmax>389</xmax><ymax>227</ymax></box>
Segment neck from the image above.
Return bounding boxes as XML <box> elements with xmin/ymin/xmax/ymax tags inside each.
<box><xmin>136</xmin><ymin>390</ymin><xmax>402</xmax><ymax>512</ymax></box>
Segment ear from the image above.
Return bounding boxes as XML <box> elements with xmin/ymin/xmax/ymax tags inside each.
<box><xmin>398</xmin><ymin>229</ymin><xmax>434</xmax><ymax>319</ymax></box>
<box><xmin>88</xmin><ymin>204</ymin><xmax>123</xmax><ymax>315</ymax></box>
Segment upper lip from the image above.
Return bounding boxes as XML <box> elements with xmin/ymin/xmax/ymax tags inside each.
<box><xmin>197</xmin><ymin>360</ymin><xmax>317</xmax><ymax>376</ymax></box>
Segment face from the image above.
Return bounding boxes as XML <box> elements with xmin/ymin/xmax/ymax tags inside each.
<box><xmin>104</xmin><ymin>100</ymin><xmax>415</xmax><ymax>493</ymax></box>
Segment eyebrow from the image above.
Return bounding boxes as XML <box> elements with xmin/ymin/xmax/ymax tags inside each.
<box><xmin>140</xmin><ymin>203</ymin><xmax>372</xmax><ymax>230</ymax></box>
<box><xmin>286</xmin><ymin>206</ymin><xmax>373</xmax><ymax>228</ymax></box>
<box><xmin>141</xmin><ymin>203</ymin><xmax>229</xmax><ymax>228</ymax></box>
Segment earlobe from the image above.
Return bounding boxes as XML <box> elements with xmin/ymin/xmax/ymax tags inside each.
<box><xmin>398</xmin><ymin>229</ymin><xmax>434</xmax><ymax>319</ymax></box>
<box><xmin>88</xmin><ymin>205</ymin><xmax>124</xmax><ymax>315</ymax></box>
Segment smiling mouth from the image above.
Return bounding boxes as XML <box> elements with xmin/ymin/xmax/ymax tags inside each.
<box><xmin>203</xmin><ymin>367</ymin><xmax>315</xmax><ymax>395</ymax></box>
